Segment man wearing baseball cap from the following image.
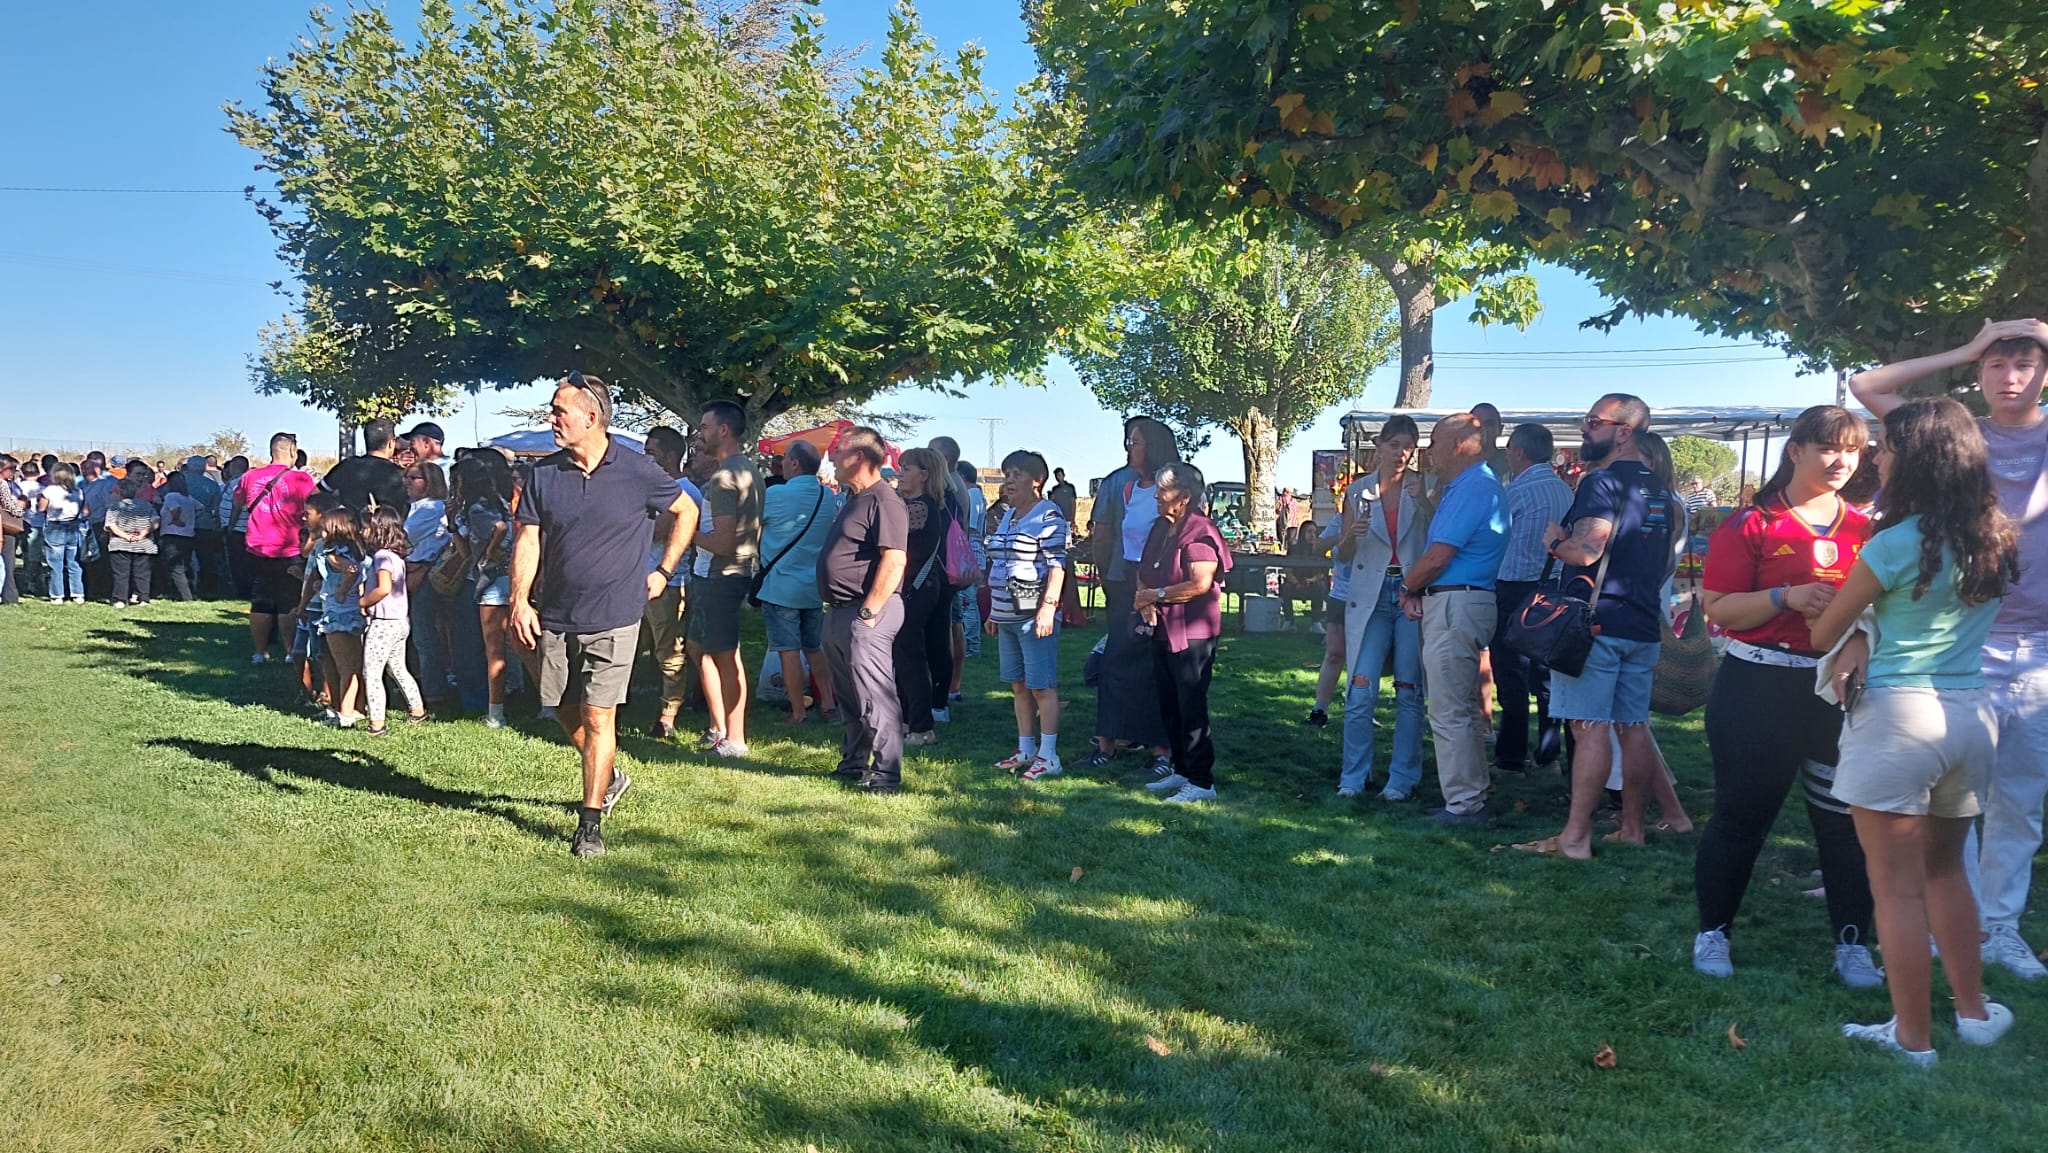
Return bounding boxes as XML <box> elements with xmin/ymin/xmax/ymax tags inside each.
<box><xmin>401</xmin><ymin>421</ymin><xmax>446</xmax><ymax>465</ymax></box>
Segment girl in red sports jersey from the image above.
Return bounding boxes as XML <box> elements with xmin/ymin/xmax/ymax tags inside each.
<box><xmin>1693</xmin><ymin>406</ymin><xmax>1881</xmax><ymax>988</ymax></box>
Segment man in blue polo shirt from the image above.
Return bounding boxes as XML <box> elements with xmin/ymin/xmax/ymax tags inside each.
<box><xmin>1399</xmin><ymin>413</ymin><xmax>1508</xmax><ymax>826</ymax></box>
<box><xmin>511</xmin><ymin>372</ymin><xmax>700</xmax><ymax>859</ymax></box>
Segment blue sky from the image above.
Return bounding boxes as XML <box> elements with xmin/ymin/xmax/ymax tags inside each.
<box><xmin>0</xmin><ymin>0</ymin><xmax>1832</xmax><ymax>483</ymax></box>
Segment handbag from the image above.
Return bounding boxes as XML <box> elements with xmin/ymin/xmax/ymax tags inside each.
<box><xmin>941</xmin><ymin>511</ymin><xmax>979</xmax><ymax>589</ymax></box>
<box><xmin>1505</xmin><ymin>552</ymin><xmax>1609</xmax><ymax>678</ymax></box>
<box><xmin>1651</xmin><ymin>587</ymin><xmax>1718</xmax><ymax>716</ymax></box>
<box><xmin>428</xmin><ymin>540</ymin><xmax>469</xmax><ymax>596</ymax></box>
<box><xmin>0</xmin><ymin>508</ymin><xmax>21</xmax><ymax>537</ymax></box>
<box><xmin>749</xmin><ymin>484</ymin><xmax>825</xmax><ymax>607</ymax></box>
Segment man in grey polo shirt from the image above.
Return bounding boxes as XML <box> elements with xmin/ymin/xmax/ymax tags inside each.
<box><xmin>691</xmin><ymin>399</ymin><xmax>765</xmax><ymax>758</ymax></box>
<box><xmin>818</xmin><ymin>427</ymin><xmax>909</xmax><ymax>793</ymax></box>
<box><xmin>510</xmin><ymin>372</ymin><xmax>700</xmax><ymax>858</ymax></box>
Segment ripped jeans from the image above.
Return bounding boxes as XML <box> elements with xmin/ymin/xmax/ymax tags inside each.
<box><xmin>1341</xmin><ymin>573</ymin><xmax>1426</xmax><ymax>795</ymax></box>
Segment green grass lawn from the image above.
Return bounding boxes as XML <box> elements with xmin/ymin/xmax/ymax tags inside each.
<box><xmin>3</xmin><ymin>600</ymin><xmax>2042</xmax><ymax>1152</ymax></box>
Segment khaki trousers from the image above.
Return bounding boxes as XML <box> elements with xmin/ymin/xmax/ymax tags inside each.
<box><xmin>1422</xmin><ymin>588</ymin><xmax>1496</xmax><ymax>815</ymax></box>
<box><xmin>642</xmin><ymin>583</ymin><xmax>689</xmax><ymax>711</ymax></box>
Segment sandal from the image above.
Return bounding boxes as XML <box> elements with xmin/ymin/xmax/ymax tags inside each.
<box><xmin>1510</xmin><ymin>836</ymin><xmax>1586</xmax><ymax>859</ymax></box>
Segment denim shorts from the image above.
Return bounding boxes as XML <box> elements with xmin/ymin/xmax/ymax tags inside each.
<box><xmin>291</xmin><ymin>615</ymin><xmax>328</xmax><ymax>660</ymax></box>
<box><xmin>762</xmin><ymin>603</ymin><xmax>823</xmax><ymax>653</ymax></box>
<box><xmin>1549</xmin><ymin>635</ymin><xmax>1659</xmax><ymax>724</ymax></box>
<box><xmin>317</xmin><ymin>605</ymin><xmax>365</xmax><ymax>637</ymax></box>
<box><xmin>995</xmin><ymin>616</ymin><xmax>1059</xmax><ymax>690</ymax></box>
<box><xmin>476</xmin><ymin>573</ymin><xmax>511</xmax><ymax>607</ymax></box>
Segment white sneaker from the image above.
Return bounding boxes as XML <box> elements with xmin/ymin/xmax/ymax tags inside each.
<box><xmin>1145</xmin><ymin>772</ymin><xmax>1189</xmax><ymax>793</ymax></box>
<box><xmin>1693</xmin><ymin>929</ymin><xmax>1733</xmax><ymax>978</ymax></box>
<box><xmin>1020</xmin><ymin>756</ymin><xmax>1063</xmax><ymax>781</ymax></box>
<box><xmin>1842</xmin><ymin>1018</ymin><xmax>1937</xmax><ymax>1066</ymax></box>
<box><xmin>602</xmin><ymin>770</ymin><xmax>632</xmax><ymax>816</ymax></box>
<box><xmin>1981</xmin><ymin>923</ymin><xmax>2048</xmax><ymax>980</ymax></box>
<box><xmin>1336</xmin><ymin>785</ymin><xmax>1361</xmax><ymax>798</ymax></box>
<box><xmin>904</xmin><ymin>730</ymin><xmax>938</xmax><ymax>747</ymax></box>
<box><xmin>713</xmin><ymin>738</ymin><xmax>751</xmax><ymax>758</ymax></box>
<box><xmin>1163</xmin><ymin>783</ymin><xmax>1217</xmax><ymax>804</ymax></box>
<box><xmin>484</xmin><ymin>714</ymin><xmax>506</xmax><ymax>729</ymax></box>
<box><xmin>251</xmin><ymin>652</ymin><xmax>271</xmax><ymax>665</ymax></box>
<box><xmin>1833</xmin><ymin>942</ymin><xmax>1886</xmax><ymax>990</ymax></box>
<box><xmin>1956</xmin><ymin>1002</ymin><xmax>2015</xmax><ymax>1046</ymax></box>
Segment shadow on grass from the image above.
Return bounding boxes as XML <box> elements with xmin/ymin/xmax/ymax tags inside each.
<box><xmin>150</xmin><ymin>737</ymin><xmax>575</xmax><ymax>842</ymax></box>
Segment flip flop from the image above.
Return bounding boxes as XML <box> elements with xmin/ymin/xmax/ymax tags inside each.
<box><xmin>1511</xmin><ymin>837</ymin><xmax>1568</xmax><ymax>856</ymax></box>
<box><xmin>1654</xmin><ymin>821</ymin><xmax>1695</xmax><ymax>835</ymax></box>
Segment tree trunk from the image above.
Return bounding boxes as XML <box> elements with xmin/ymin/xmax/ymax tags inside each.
<box><xmin>1233</xmin><ymin>407</ymin><xmax>1282</xmax><ymax>546</ymax></box>
<box><xmin>1369</xmin><ymin>253</ymin><xmax>1437</xmax><ymax>408</ymax></box>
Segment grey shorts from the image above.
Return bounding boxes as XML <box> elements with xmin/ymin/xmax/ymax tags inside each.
<box><xmin>686</xmin><ymin>571</ymin><xmax>750</xmax><ymax>653</ymax></box>
<box><xmin>539</xmin><ymin>623</ymin><xmax>638</xmax><ymax>710</ymax></box>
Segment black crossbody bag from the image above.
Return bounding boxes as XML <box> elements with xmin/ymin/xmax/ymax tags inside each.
<box><xmin>1504</xmin><ymin>552</ymin><xmax>1609</xmax><ymax>678</ymax></box>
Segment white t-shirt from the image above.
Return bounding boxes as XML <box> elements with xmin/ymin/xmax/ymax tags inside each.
<box><xmin>159</xmin><ymin>492</ymin><xmax>200</xmax><ymax>537</ymax></box>
<box><xmin>648</xmin><ymin>477</ymin><xmax>704</xmax><ymax>589</ymax></box>
<box><xmin>41</xmin><ymin>487</ymin><xmax>83</xmax><ymax>525</ymax></box>
<box><xmin>1121</xmin><ymin>481</ymin><xmax>1159</xmax><ymax>562</ymax></box>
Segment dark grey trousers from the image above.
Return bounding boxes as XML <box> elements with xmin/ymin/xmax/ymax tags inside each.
<box><xmin>826</xmin><ymin>599</ymin><xmax>904</xmax><ymax>785</ymax></box>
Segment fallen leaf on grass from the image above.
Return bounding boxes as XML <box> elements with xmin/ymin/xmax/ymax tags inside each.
<box><xmin>1070</xmin><ymin>866</ymin><xmax>1084</xmax><ymax>883</ymax></box>
<box><xmin>46</xmin><ymin>974</ymin><xmax>63</xmax><ymax>986</ymax></box>
<box><xmin>1145</xmin><ymin>1034</ymin><xmax>1172</xmax><ymax>1056</ymax></box>
<box><xmin>1592</xmin><ymin>1043</ymin><xmax>1617</xmax><ymax>1069</ymax></box>
<box><xmin>689</xmin><ymin>1056</ymin><xmax>702</xmax><ymax>1069</ymax></box>
<box><xmin>1727</xmin><ymin>1022</ymin><xmax>1746</xmax><ymax>1050</ymax></box>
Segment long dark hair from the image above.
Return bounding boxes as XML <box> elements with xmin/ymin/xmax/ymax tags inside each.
<box><xmin>358</xmin><ymin>504</ymin><xmax>409</xmax><ymax>555</ymax></box>
<box><xmin>1753</xmin><ymin>405</ymin><xmax>1867</xmax><ymax>510</ymax></box>
<box><xmin>1875</xmin><ymin>398</ymin><xmax>2018</xmax><ymax>605</ymax></box>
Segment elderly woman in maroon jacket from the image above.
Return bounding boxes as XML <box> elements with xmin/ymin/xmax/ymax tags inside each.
<box><xmin>1133</xmin><ymin>461</ymin><xmax>1234</xmax><ymax>804</ymax></box>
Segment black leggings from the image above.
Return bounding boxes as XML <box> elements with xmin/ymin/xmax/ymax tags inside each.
<box><xmin>893</xmin><ymin>579</ymin><xmax>954</xmax><ymax>734</ymax></box>
<box><xmin>1695</xmin><ymin>655</ymin><xmax>1873</xmax><ymax>941</ymax></box>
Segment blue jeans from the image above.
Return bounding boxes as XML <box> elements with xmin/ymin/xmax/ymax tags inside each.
<box><xmin>42</xmin><ymin>525</ymin><xmax>84</xmax><ymax>601</ymax></box>
<box><xmin>1342</xmin><ymin>573</ymin><xmax>1425</xmax><ymax>794</ymax></box>
<box><xmin>409</xmin><ymin>576</ymin><xmax>450</xmax><ymax>701</ymax></box>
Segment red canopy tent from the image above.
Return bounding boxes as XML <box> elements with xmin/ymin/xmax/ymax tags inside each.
<box><xmin>756</xmin><ymin>421</ymin><xmax>901</xmax><ymax>471</ymax></box>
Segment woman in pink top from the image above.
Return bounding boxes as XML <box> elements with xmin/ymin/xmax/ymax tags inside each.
<box><xmin>1134</xmin><ymin>462</ymin><xmax>1233</xmax><ymax>805</ymax></box>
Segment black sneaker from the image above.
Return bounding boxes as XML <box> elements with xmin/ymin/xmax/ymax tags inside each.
<box><xmin>650</xmin><ymin>719</ymin><xmax>676</xmax><ymax>740</ymax></box>
<box><xmin>570</xmin><ymin>823</ymin><xmax>606</xmax><ymax>858</ymax></box>
<box><xmin>860</xmin><ymin>773</ymin><xmax>902</xmax><ymax>795</ymax></box>
<box><xmin>602</xmin><ymin>771</ymin><xmax>632</xmax><ymax>816</ymax></box>
<box><xmin>1304</xmin><ymin>708</ymin><xmax>1328</xmax><ymax>728</ymax></box>
<box><xmin>830</xmin><ymin>764</ymin><xmax>866</xmax><ymax>781</ymax></box>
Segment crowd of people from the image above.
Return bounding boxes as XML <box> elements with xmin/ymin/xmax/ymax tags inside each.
<box><xmin>5</xmin><ymin>322</ymin><xmax>2047</xmax><ymax>1065</ymax></box>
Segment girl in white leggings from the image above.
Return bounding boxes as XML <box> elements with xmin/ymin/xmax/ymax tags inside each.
<box><xmin>357</xmin><ymin>505</ymin><xmax>426</xmax><ymax>736</ymax></box>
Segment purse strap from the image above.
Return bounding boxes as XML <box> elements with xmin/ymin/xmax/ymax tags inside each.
<box><xmin>1540</xmin><ymin>548</ymin><xmax>1611</xmax><ymax>609</ymax></box>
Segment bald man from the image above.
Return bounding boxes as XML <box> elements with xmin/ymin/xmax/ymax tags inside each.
<box><xmin>1398</xmin><ymin>414</ymin><xmax>1508</xmax><ymax>826</ymax></box>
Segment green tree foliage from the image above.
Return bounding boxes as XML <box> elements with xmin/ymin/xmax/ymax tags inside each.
<box><xmin>1031</xmin><ymin>1</ymin><xmax>2048</xmax><ymax>370</ymax></box>
<box><xmin>229</xmin><ymin>0</ymin><xmax>1118</xmax><ymax>428</ymax></box>
<box><xmin>1668</xmin><ymin>435</ymin><xmax>1737</xmax><ymax>488</ymax></box>
<box><xmin>1073</xmin><ymin>224</ymin><xmax>1398</xmax><ymax>534</ymax></box>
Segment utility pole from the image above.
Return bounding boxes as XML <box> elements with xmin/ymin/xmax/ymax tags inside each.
<box><xmin>1836</xmin><ymin>367</ymin><xmax>1848</xmax><ymax>408</ymax></box>
<box><xmin>977</xmin><ymin>417</ymin><xmax>1005</xmax><ymax>466</ymax></box>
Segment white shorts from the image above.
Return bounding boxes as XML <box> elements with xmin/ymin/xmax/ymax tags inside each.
<box><xmin>1835</xmin><ymin>686</ymin><xmax>1995</xmax><ymax>818</ymax></box>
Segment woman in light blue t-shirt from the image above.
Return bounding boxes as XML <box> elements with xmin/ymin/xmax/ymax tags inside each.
<box><xmin>1811</xmin><ymin>398</ymin><xmax>2021</xmax><ymax>1065</ymax></box>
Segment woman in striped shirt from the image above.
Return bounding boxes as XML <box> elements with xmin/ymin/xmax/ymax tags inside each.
<box><xmin>984</xmin><ymin>450</ymin><xmax>1070</xmax><ymax>780</ymax></box>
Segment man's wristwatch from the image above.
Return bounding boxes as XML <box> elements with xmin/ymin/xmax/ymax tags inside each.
<box><xmin>655</xmin><ymin>565</ymin><xmax>672</xmax><ymax>580</ymax></box>
<box><xmin>857</xmin><ymin>605</ymin><xmax>877</xmax><ymax>621</ymax></box>
<box><xmin>1399</xmin><ymin>586</ymin><xmax>1418</xmax><ymax>599</ymax></box>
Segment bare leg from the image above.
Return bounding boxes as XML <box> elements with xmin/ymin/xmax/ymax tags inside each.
<box><xmin>480</xmin><ymin>605</ymin><xmax>510</xmax><ymax>706</ymax></box>
<box><xmin>1314</xmin><ymin>621</ymin><xmax>1343</xmax><ymax>712</ymax></box>
<box><xmin>565</xmin><ymin>704</ymin><xmax>617</xmax><ymax>810</ymax></box>
<box><xmin>1613</xmin><ymin>722</ymin><xmax>1657</xmax><ymax>844</ymax></box>
<box><xmin>1926</xmin><ymin>815</ymin><xmax>1989</xmax><ymax>1022</ymax></box>
<box><xmin>708</xmin><ymin>647</ymin><xmax>748</xmax><ymax>745</ymax></box>
<box><xmin>326</xmin><ymin>631</ymin><xmax>365</xmax><ymax>723</ymax></box>
<box><xmin>696</xmin><ymin>647</ymin><xmax>725</xmax><ymax>736</ymax></box>
<box><xmin>250</xmin><ymin>611</ymin><xmax>276</xmax><ymax>658</ymax></box>
<box><xmin>949</xmin><ymin>619</ymin><xmax>966</xmax><ymax>695</ymax></box>
<box><xmin>1011</xmin><ymin>681</ymin><xmax>1035</xmax><ymax>744</ymax></box>
<box><xmin>1557</xmin><ymin>720</ymin><xmax>1613</xmax><ymax>859</ymax></box>
<box><xmin>1854</xmin><ymin>807</ymin><xmax>1936</xmax><ymax>1051</ymax></box>
<box><xmin>1033</xmin><ymin>686</ymin><xmax>1061</xmax><ymax>740</ymax></box>
<box><xmin>806</xmin><ymin>645</ymin><xmax>837</xmax><ymax>714</ymax></box>
<box><xmin>1645</xmin><ymin>730</ymin><xmax>1694</xmax><ymax>832</ymax></box>
<box><xmin>779</xmin><ymin>649</ymin><xmax>809</xmax><ymax>723</ymax></box>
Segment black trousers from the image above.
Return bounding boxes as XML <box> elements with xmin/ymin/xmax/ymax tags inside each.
<box><xmin>1491</xmin><ymin>579</ymin><xmax>1560</xmax><ymax>766</ymax></box>
<box><xmin>159</xmin><ymin>534</ymin><xmax>196</xmax><ymax>601</ymax></box>
<box><xmin>86</xmin><ymin>528</ymin><xmax>113</xmax><ymax>601</ymax></box>
<box><xmin>1152</xmin><ymin>634</ymin><xmax>1218</xmax><ymax>788</ymax></box>
<box><xmin>0</xmin><ymin>533</ymin><xmax>17</xmax><ymax>604</ymax></box>
<box><xmin>192</xmin><ymin>529</ymin><xmax>224</xmax><ymax>598</ymax></box>
<box><xmin>109</xmin><ymin>550</ymin><xmax>154</xmax><ymax>604</ymax></box>
<box><xmin>893</xmin><ymin>579</ymin><xmax>954</xmax><ymax>733</ymax></box>
<box><xmin>1695</xmin><ymin>655</ymin><xmax>1873</xmax><ymax>941</ymax></box>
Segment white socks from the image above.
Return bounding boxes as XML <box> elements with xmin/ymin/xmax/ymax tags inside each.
<box><xmin>1018</xmin><ymin>734</ymin><xmax>1038</xmax><ymax>759</ymax></box>
<box><xmin>1040</xmin><ymin>733</ymin><xmax>1059</xmax><ymax>761</ymax></box>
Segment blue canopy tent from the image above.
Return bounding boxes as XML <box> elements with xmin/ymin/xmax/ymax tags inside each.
<box><xmin>483</xmin><ymin>428</ymin><xmax>647</xmax><ymax>457</ymax></box>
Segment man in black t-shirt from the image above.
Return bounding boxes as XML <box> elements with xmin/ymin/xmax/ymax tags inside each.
<box><xmin>1516</xmin><ymin>393</ymin><xmax>1685</xmax><ymax>861</ymax></box>
<box><xmin>817</xmin><ymin>426</ymin><xmax>909</xmax><ymax>792</ymax></box>
<box><xmin>322</xmin><ymin>419</ymin><xmax>408</xmax><ymax>513</ymax></box>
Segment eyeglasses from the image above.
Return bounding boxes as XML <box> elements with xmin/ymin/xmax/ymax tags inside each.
<box><xmin>1582</xmin><ymin>416</ymin><xmax>1629</xmax><ymax>432</ymax></box>
<box><xmin>563</xmin><ymin>370</ymin><xmax>614</xmax><ymax>426</ymax></box>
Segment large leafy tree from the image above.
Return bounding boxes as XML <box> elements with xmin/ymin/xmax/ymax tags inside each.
<box><xmin>230</xmin><ymin>0</ymin><xmax>1117</xmax><ymax>429</ymax></box>
<box><xmin>1074</xmin><ymin>224</ymin><xmax>1397</xmax><ymax>534</ymax></box>
<box><xmin>1032</xmin><ymin>1</ymin><xmax>2048</xmax><ymax>370</ymax></box>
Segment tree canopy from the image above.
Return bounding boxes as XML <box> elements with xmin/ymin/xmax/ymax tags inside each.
<box><xmin>1074</xmin><ymin>224</ymin><xmax>1397</xmax><ymax>533</ymax></box>
<box><xmin>231</xmin><ymin>0</ymin><xmax>1119</xmax><ymax>428</ymax></box>
<box><xmin>1032</xmin><ymin>1</ymin><xmax>2048</xmax><ymax>368</ymax></box>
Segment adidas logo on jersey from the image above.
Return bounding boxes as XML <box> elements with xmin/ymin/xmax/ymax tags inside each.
<box><xmin>1771</xmin><ymin>544</ymin><xmax>1796</xmax><ymax>557</ymax></box>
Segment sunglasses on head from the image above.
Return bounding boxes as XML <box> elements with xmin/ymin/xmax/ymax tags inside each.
<box><xmin>563</xmin><ymin>370</ymin><xmax>613</xmax><ymax>425</ymax></box>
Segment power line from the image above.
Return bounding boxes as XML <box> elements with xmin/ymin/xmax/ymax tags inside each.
<box><xmin>0</xmin><ymin>185</ymin><xmax>250</xmax><ymax>195</ymax></box>
<box><xmin>1437</xmin><ymin>356</ymin><xmax>1790</xmax><ymax>370</ymax></box>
